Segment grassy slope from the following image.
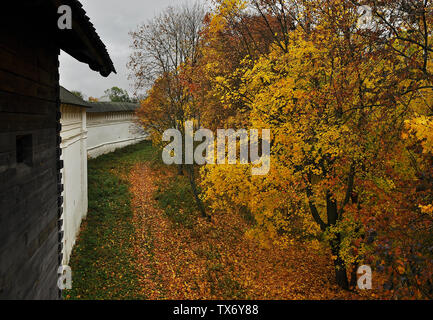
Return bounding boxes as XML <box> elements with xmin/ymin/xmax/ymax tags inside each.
<box><xmin>65</xmin><ymin>140</ymin><xmax>360</xmax><ymax>300</ymax></box>
<box><xmin>65</xmin><ymin>141</ymin><xmax>155</xmax><ymax>300</ymax></box>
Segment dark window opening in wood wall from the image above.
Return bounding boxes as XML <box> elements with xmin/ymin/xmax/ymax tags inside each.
<box><xmin>16</xmin><ymin>134</ymin><xmax>33</xmax><ymax>166</ymax></box>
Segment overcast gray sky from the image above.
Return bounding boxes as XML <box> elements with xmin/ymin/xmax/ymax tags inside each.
<box><xmin>60</xmin><ymin>0</ymin><xmax>197</xmax><ymax>100</ymax></box>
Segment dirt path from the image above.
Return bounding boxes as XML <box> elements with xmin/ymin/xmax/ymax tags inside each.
<box><xmin>129</xmin><ymin>163</ymin><xmax>361</xmax><ymax>300</ymax></box>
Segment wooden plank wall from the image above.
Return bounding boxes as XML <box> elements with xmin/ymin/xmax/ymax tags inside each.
<box><xmin>0</xmin><ymin>22</ymin><xmax>62</xmax><ymax>299</ymax></box>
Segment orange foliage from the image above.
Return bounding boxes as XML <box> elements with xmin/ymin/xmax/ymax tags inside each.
<box><xmin>129</xmin><ymin>163</ymin><xmax>364</xmax><ymax>299</ymax></box>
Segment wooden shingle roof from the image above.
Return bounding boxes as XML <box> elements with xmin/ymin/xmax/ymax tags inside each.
<box><xmin>53</xmin><ymin>0</ymin><xmax>116</xmax><ymax>77</ymax></box>
<box><xmin>87</xmin><ymin>102</ymin><xmax>140</xmax><ymax>113</ymax></box>
<box><xmin>60</xmin><ymin>87</ymin><xmax>91</xmax><ymax>108</ymax></box>
<box><xmin>5</xmin><ymin>0</ymin><xmax>116</xmax><ymax>77</ymax></box>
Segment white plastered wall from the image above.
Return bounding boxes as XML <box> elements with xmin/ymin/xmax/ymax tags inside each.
<box><xmin>86</xmin><ymin>111</ymin><xmax>148</xmax><ymax>158</ymax></box>
<box><xmin>60</xmin><ymin>104</ymin><xmax>88</xmax><ymax>265</ymax></box>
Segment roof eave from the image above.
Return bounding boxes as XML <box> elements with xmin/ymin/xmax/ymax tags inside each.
<box><xmin>51</xmin><ymin>0</ymin><xmax>116</xmax><ymax>77</ymax></box>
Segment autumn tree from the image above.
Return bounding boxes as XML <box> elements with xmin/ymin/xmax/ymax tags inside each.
<box><xmin>104</xmin><ymin>86</ymin><xmax>132</xmax><ymax>102</ymax></box>
<box><xmin>71</xmin><ymin>90</ymin><xmax>84</xmax><ymax>100</ymax></box>
<box><xmin>133</xmin><ymin>0</ymin><xmax>433</xmax><ymax>296</ymax></box>
<box><xmin>129</xmin><ymin>1</ymin><xmax>209</xmax><ymax>219</ymax></box>
<box><xmin>350</xmin><ymin>0</ymin><xmax>433</xmax><ymax>297</ymax></box>
<box><xmin>199</xmin><ymin>0</ymin><xmax>433</xmax><ymax>293</ymax></box>
<box><xmin>188</xmin><ymin>0</ymin><xmax>305</xmax><ymax>131</ymax></box>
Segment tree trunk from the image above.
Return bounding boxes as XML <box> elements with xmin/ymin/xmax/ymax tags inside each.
<box><xmin>327</xmin><ymin>194</ymin><xmax>349</xmax><ymax>290</ymax></box>
<box><xmin>331</xmin><ymin>234</ymin><xmax>349</xmax><ymax>290</ymax></box>
<box><xmin>186</xmin><ymin>164</ymin><xmax>210</xmax><ymax>221</ymax></box>
<box><xmin>307</xmin><ymin>186</ymin><xmax>351</xmax><ymax>290</ymax></box>
<box><xmin>177</xmin><ymin>164</ymin><xmax>184</xmax><ymax>176</ymax></box>
<box><xmin>350</xmin><ymin>263</ymin><xmax>359</xmax><ymax>289</ymax></box>
<box><xmin>334</xmin><ymin>259</ymin><xmax>349</xmax><ymax>290</ymax></box>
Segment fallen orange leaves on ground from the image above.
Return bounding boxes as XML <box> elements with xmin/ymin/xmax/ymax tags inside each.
<box><xmin>129</xmin><ymin>164</ymin><xmax>364</xmax><ymax>300</ymax></box>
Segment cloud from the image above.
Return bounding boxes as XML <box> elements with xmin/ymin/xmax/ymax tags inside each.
<box><xmin>60</xmin><ymin>0</ymin><xmax>183</xmax><ymax>99</ymax></box>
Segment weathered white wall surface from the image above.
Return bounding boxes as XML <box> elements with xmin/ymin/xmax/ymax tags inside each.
<box><xmin>60</xmin><ymin>108</ymin><xmax>147</xmax><ymax>264</ymax></box>
<box><xmin>87</xmin><ymin>112</ymin><xmax>148</xmax><ymax>158</ymax></box>
<box><xmin>60</xmin><ymin>104</ymin><xmax>88</xmax><ymax>265</ymax></box>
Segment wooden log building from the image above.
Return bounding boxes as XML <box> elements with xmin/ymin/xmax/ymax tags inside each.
<box><xmin>0</xmin><ymin>0</ymin><xmax>115</xmax><ymax>299</ymax></box>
